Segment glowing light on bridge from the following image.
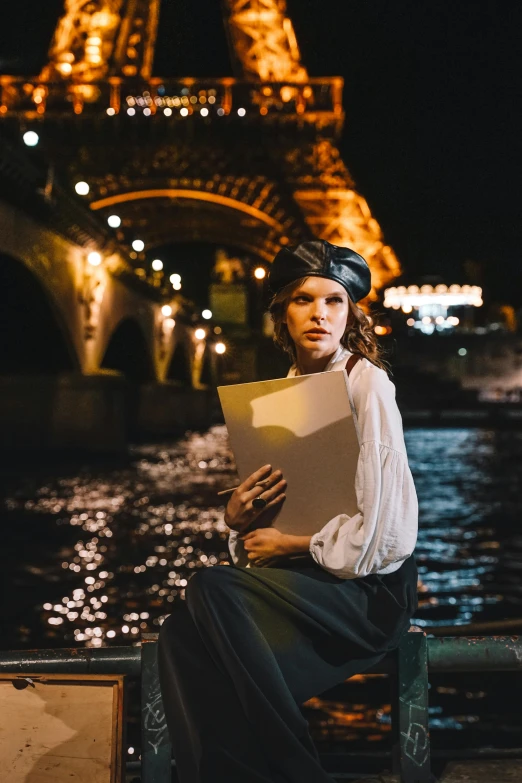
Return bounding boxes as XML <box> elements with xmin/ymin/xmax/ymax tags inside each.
<box><xmin>237</xmin><ymin>107</ymin><xmax>246</xmax><ymax>116</ymax></box>
<box><xmin>87</xmin><ymin>252</ymin><xmax>102</xmax><ymax>266</ymax></box>
<box><xmin>180</xmin><ymin>107</ymin><xmax>189</xmax><ymax>117</ymax></box>
<box><xmin>254</xmin><ymin>266</ymin><xmax>266</xmax><ymax>280</ymax></box>
<box><xmin>195</xmin><ymin>328</ymin><xmax>206</xmax><ymax>340</ymax></box>
<box><xmin>75</xmin><ymin>181</ymin><xmax>90</xmax><ymax>195</ymax></box>
<box><xmin>57</xmin><ymin>62</ymin><xmax>72</xmax><ymax>76</ymax></box>
<box><xmin>152</xmin><ymin>259</ymin><xmax>163</xmax><ymax>271</ymax></box>
<box><xmin>132</xmin><ymin>239</ymin><xmax>145</xmax><ymax>252</ymax></box>
<box><xmin>215</xmin><ymin>342</ymin><xmax>226</xmax><ymax>354</ymax></box>
<box><xmin>107</xmin><ymin>214</ymin><xmax>121</xmax><ymax>228</ymax></box>
<box><xmin>23</xmin><ymin>131</ymin><xmax>39</xmax><ymax>147</ymax></box>
<box><xmin>164</xmin><ymin>108</ymin><xmax>172</xmax><ymax>116</ymax></box>
<box><xmin>200</xmin><ymin>107</ymin><xmax>209</xmax><ymax>117</ymax></box>
<box><xmin>202</xmin><ymin>309</ymin><xmax>212</xmax><ymax>320</ymax></box>
<box><xmin>161</xmin><ymin>305</ymin><xmax>172</xmax><ymax>317</ymax></box>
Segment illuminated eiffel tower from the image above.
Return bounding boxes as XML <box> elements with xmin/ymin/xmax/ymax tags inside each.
<box><xmin>0</xmin><ymin>0</ymin><xmax>401</xmax><ymax>297</ymax></box>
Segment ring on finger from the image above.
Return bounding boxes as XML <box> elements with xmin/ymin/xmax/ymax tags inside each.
<box><xmin>252</xmin><ymin>496</ymin><xmax>267</xmax><ymax>509</ymax></box>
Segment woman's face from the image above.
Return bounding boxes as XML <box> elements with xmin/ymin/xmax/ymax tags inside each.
<box><xmin>284</xmin><ymin>276</ymin><xmax>350</xmax><ymax>358</ymax></box>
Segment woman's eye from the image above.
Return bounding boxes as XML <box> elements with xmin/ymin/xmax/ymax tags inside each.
<box><xmin>327</xmin><ymin>297</ymin><xmax>343</xmax><ymax>303</ymax></box>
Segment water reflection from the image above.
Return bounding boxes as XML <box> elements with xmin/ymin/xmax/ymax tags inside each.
<box><xmin>4</xmin><ymin>427</ymin><xmax>237</xmax><ymax>648</ymax></box>
<box><xmin>2</xmin><ymin>425</ymin><xmax>522</xmax><ymax>749</ymax></box>
<box><xmin>409</xmin><ymin>428</ymin><xmax>522</xmax><ymax>629</ymax></box>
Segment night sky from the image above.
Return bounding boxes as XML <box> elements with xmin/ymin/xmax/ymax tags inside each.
<box><xmin>1</xmin><ymin>0</ymin><xmax>521</xmax><ymax>306</ymax></box>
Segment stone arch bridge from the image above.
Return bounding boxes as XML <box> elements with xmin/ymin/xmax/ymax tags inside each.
<box><xmin>0</xmin><ymin>0</ymin><xmax>402</xmax><ymax>451</ymax></box>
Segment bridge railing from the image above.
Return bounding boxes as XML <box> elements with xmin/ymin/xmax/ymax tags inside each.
<box><xmin>2</xmin><ymin>631</ymin><xmax>521</xmax><ymax>783</ymax></box>
<box><xmin>0</xmin><ymin>75</ymin><xmax>344</xmax><ymax>121</ymax></box>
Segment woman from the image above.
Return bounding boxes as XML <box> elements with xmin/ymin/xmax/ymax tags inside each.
<box><xmin>158</xmin><ymin>240</ymin><xmax>419</xmax><ymax>783</ymax></box>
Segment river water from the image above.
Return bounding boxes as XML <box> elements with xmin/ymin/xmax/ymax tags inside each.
<box><xmin>1</xmin><ymin>426</ymin><xmax>521</xmax><ymax>755</ymax></box>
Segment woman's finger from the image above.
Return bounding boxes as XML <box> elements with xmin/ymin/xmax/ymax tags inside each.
<box><xmin>263</xmin><ymin>491</ymin><xmax>286</xmax><ymax>510</ymax></box>
<box><xmin>241</xmin><ymin>464</ymin><xmax>272</xmax><ymax>492</ymax></box>
<box><xmin>241</xmin><ymin>531</ymin><xmax>256</xmax><ymax>541</ymax></box>
<box><xmin>258</xmin><ymin>478</ymin><xmax>286</xmax><ymax>504</ymax></box>
<box><xmin>243</xmin><ymin>470</ymin><xmax>282</xmax><ymax>503</ymax></box>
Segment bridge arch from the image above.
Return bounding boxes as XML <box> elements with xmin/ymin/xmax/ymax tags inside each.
<box><xmin>167</xmin><ymin>336</ymin><xmax>193</xmax><ymax>387</ymax></box>
<box><xmin>100</xmin><ymin>317</ymin><xmax>156</xmax><ymax>383</ymax></box>
<box><xmin>90</xmin><ymin>174</ymin><xmax>308</xmax><ymax>263</ymax></box>
<box><xmin>0</xmin><ymin>252</ymin><xmax>78</xmax><ymax>374</ymax></box>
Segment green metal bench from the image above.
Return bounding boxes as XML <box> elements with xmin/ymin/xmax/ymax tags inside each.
<box><xmin>1</xmin><ymin>629</ymin><xmax>521</xmax><ymax>783</ymax></box>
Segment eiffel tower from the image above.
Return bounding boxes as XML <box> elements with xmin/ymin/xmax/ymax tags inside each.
<box><xmin>0</xmin><ymin>0</ymin><xmax>401</xmax><ymax>298</ymax></box>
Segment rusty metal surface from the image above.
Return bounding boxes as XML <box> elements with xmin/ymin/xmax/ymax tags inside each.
<box><xmin>391</xmin><ymin>632</ymin><xmax>431</xmax><ymax>783</ymax></box>
<box><xmin>0</xmin><ymin>645</ymin><xmax>140</xmax><ymax>675</ymax></box>
<box><xmin>427</xmin><ymin>635</ymin><xmax>522</xmax><ymax>672</ymax></box>
<box><xmin>140</xmin><ymin>638</ymin><xmax>171</xmax><ymax>783</ymax></box>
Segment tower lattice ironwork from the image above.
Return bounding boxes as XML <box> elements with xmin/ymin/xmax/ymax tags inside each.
<box><xmin>0</xmin><ymin>0</ymin><xmax>401</xmax><ymax>298</ymax></box>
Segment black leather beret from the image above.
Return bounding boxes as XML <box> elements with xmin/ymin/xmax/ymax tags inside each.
<box><xmin>269</xmin><ymin>240</ymin><xmax>371</xmax><ymax>303</ymax></box>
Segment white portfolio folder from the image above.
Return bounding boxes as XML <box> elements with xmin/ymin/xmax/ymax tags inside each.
<box><xmin>218</xmin><ymin>371</ymin><xmax>360</xmax><ymax>536</ymax></box>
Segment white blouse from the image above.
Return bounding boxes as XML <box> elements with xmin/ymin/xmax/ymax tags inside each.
<box><xmin>227</xmin><ymin>346</ymin><xmax>418</xmax><ymax>579</ymax></box>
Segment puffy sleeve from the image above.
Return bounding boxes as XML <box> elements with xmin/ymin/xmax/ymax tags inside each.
<box><xmin>227</xmin><ymin>529</ymin><xmax>250</xmax><ymax>567</ymax></box>
<box><xmin>309</xmin><ymin>364</ymin><xmax>418</xmax><ymax>579</ymax></box>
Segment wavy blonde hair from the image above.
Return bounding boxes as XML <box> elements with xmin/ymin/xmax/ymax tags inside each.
<box><xmin>269</xmin><ymin>276</ymin><xmax>390</xmax><ymax>373</ymax></box>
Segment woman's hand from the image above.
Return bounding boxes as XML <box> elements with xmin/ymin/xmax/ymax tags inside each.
<box><xmin>239</xmin><ymin>528</ymin><xmax>290</xmax><ymax>566</ymax></box>
<box><xmin>224</xmin><ymin>464</ymin><xmax>286</xmax><ymax>534</ymax></box>
<box><xmin>240</xmin><ymin>530</ymin><xmax>313</xmax><ymax>567</ymax></box>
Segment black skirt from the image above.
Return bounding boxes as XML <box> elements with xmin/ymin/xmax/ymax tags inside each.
<box><xmin>158</xmin><ymin>554</ymin><xmax>418</xmax><ymax>783</ymax></box>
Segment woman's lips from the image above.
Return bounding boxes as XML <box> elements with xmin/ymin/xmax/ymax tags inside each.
<box><xmin>304</xmin><ymin>331</ymin><xmax>328</xmax><ymax>338</ymax></box>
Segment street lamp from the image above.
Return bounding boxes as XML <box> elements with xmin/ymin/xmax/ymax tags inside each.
<box><xmin>23</xmin><ymin>131</ymin><xmax>39</xmax><ymax>147</ymax></box>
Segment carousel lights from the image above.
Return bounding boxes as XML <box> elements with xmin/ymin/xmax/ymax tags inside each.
<box><xmin>202</xmin><ymin>309</ymin><xmax>212</xmax><ymax>320</ymax></box>
<box><xmin>386</xmin><ymin>284</ymin><xmax>482</xmax><ymax>335</ymax></box>
<box><xmin>152</xmin><ymin>259</ymin><xmax>163</xmax><ymax>271</ymax></box>
<box><xmin>215</xmin><ymin>342</ymin><xmax>226</xmax><ymax>354</ymax></box>
<box><xmin>107</xmin><ymin>214</ymin><xmax>121</xmax><ymax>228</ymax></box>
<box><xmin>106</xmin><ymin>107</ymin><xmax>116</xmax><ymax>116</ymax></box>
<box><xmin>384</xmin><ymin>284</ymin><xmax>483</xmax><ymax>308</ymax></box>
<box><xmin>161</xmin><ymin>305</ymin><xmax>172</xmax><ymax>317</ymax></box>
<box><xmin>200</xmin><ymin>107</ymin><xmax>209</xmax><ymax>117</ymax></box>
<box><xmin>75</xmin><ymin>181</ymin><xmax>90</xmax><ymax>195</ymax></box>
<box><xmin>132</xmin><ymin>239</ymin><xmax>145</xmax><ymax>252</ymax></box>
<box><xmin>180</xmin><ymin>107</ymin><xmax>189</xmax><ymax>117</ymax></box>
<box><xmin>195</xmin><ymin>328</ymin><xmax>206</xmax><ymax>340</ymax></box>
<box><xmin>23</xmin><ymin>130</ymin><xmax>39</xmax><ymax>147</ymax></box>
<box><xmin>237</xmin><ymin>107</ymin><xmax>246</xmax><ymax>116</ymax></box>
<box><xmin>254</xmin><ymin>266</ymin><xmax>266</xmax><ymax>280</ymax></box>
